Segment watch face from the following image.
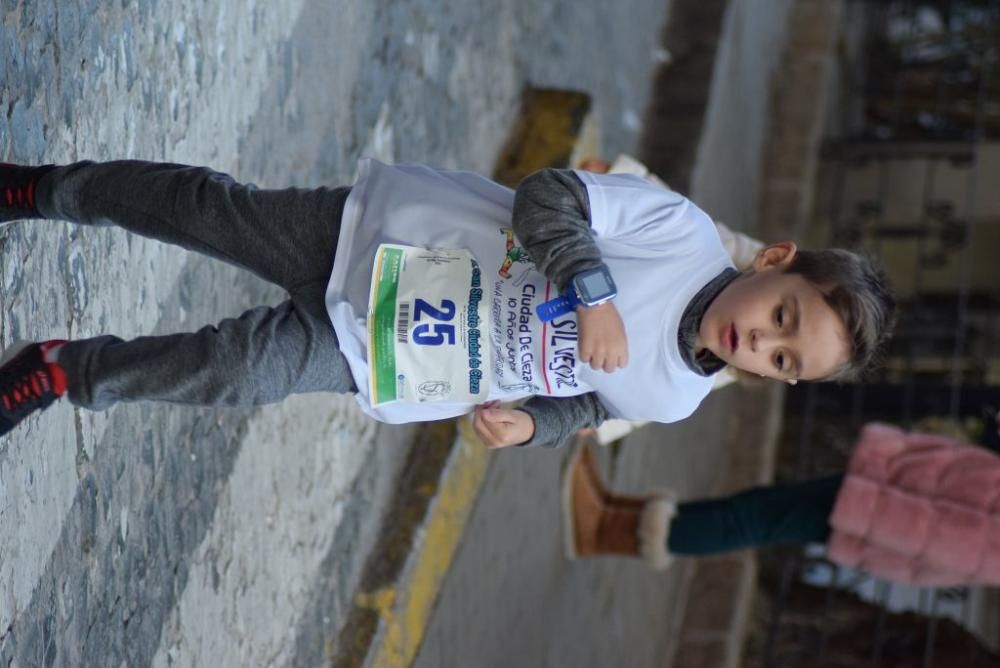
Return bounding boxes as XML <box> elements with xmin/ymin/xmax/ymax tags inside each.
<box><xmin>579</xmin><ymin>272</ymin><xmax>612</xmax><ymax>299</ymax></box>
<box><xmin>575</xmin><ymin>268</ymin><xmax>616</xmax><ymax>304</ymax></box>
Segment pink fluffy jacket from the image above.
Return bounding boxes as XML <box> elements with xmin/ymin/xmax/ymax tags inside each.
<box><xmin>827</xmin><ymin>422</ymin><xmax>1000</xmax><ymax>586</ymax></box>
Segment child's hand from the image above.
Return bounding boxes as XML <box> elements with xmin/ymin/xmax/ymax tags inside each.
<box><xmin>472</xmin><ymin>402</ymin><xmax>535</xmax><ymax>449</ymax></box>
<box><xmin>576</xmin><ymin>301</ymin><xmax>629</xmax><ymax>372</ymax></box>
<box><xmin>577</xmin><ymin>157</ymin><xmax>611</xmax><ymax>173</ymax></box>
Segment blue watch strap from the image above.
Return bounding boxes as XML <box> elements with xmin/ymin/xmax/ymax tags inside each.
<box><xmin>536</xmin><ymin>287</ymin><xmax>581</xmax><ymax>322</ymax></box>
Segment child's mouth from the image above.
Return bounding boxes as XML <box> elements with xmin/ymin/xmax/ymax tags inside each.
<box><xmin>728</xmin><ymin>324</ymin><xmax>739</xmax><ymax>354</ymax></box>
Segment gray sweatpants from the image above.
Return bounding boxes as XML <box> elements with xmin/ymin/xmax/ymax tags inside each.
<box><xmin>36</xmin><ymin>160</ymin><xmax>357</xmax><ymax>411</ymax></box>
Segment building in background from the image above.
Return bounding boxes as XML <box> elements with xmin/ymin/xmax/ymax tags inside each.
<box><xmin>756</xmin><ymin>2</ymin><xmax>1000</xmax><ymax>666</ymax></box>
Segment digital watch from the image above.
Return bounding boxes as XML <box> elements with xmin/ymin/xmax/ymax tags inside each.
<box><xmin>535</xmin><ymin>265</ymin><xmax>618</xmax><ymax>322</ymax></box>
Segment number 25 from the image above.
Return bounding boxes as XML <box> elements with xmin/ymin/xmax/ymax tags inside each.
<box><xmin>413</xmin><ymin>298</ymin><xmax>456</xmax><ymax>346</ymax></box>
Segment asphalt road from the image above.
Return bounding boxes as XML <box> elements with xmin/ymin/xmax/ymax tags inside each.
<box><xmin>1</xmin><ymin>0</ymin><xmax>679</xmax><ymax>664</ymax></box>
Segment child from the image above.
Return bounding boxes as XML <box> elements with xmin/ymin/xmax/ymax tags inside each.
<box><xmin>564</xmin><ymin>422</ymin><xmax>1000</xmax><ymax>585</ymax></box>
<box><xmin>0</xmin><ymin>159</ymin><xmax>894</xmax><ymax>448</ymax></box>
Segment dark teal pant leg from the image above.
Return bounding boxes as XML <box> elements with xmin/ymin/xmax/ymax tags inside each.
<box><xmin>668</xmin><ymin>474</ymin><xmax>845</xmax><ymax>555</ymax></box>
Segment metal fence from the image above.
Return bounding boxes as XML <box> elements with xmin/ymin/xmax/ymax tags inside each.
<box><xmin>756</xmin><ymin>1</ymin><xmax>999</xmax><ymax>666</ymax></box>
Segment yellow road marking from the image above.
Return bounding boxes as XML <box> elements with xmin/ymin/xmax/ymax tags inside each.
<box><xmin>366</xmin><ymin>418</ymin><xmax>490</xmax><ymax>668</ymax></box>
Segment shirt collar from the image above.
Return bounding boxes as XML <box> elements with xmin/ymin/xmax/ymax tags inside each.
<box><xmin>677</xmin><ymin>267</ymin><xmax>740</xmax><ymax>376</ymax></box>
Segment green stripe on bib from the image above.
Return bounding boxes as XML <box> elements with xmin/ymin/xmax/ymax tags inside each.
<box><xmin>370</xmin><ymin>246</ymin><xmax>403</xmax><ymax>403</ymax></box>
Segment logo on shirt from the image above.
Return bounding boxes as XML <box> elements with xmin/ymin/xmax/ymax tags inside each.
<box><xmin>498</xmin><ymin>228</ymin><xmax>531</xmax><ymax>281</ymax></box>
<box><xmin>489</xmin><ymin>230</ymin><xmax>582</xmax><ymax>397</ymax></box>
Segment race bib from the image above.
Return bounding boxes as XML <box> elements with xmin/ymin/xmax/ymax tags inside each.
<box><xmin>367</xmin><ymin>244</ymin><xmax>490</xmax><ymax>405</ymax></box>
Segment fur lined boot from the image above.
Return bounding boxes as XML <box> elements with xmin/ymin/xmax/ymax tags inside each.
<box><xmin>561</xmin><ymin>438</ymin><xmax>674</xmax><ymax>570</ymax></box>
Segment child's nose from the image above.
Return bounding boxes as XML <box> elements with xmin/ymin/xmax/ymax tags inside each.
<box><xmin>750</xmin><ymin>328</ymin><xmax>780</xmax><ymax>353</ymax></box>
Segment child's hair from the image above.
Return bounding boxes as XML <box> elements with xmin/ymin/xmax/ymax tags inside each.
<box><xmin>784</xmin><ymin>248</ymin><xmax>896</xmax><ymax>382</ymax></box>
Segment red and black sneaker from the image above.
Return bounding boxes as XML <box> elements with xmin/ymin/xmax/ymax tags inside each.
<box><xmin>0</xmin><ymin>341</ymin><xmax>68</xmax><ymax>437</ymax></box>
<box><xmin>0</xmin><ymin>163</ymin><xmax>55</xmax><ymax>223</ymax></box>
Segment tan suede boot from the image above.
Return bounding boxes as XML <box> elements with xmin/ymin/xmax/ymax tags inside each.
<box><xmin>561</xmin><ymin>438</ymin><xmax>675</xmax><ymax>570</ymax></box>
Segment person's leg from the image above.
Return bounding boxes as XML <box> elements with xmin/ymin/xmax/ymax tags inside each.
<box><xmin>0</xmin><ymin>162</ymin><xmax>357</xmax><ymax>435</ymax></box>
<box><xmin>34</xmin><ymin>160</ymin><xmax>348</xmax><ymax>291</ymax></box>
<box><xmin>668</xmin><ymin>474</ymin><xmax>845</xmax><ymax>555</ymax></box>
<box><xmin>56</xmin><ymin>299</ymin><xmax>355</xmax><ymax>411</ymax></box>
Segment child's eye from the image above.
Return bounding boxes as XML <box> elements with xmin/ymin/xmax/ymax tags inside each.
<box><xmin>776</xmin><ymin>306</ymin><xmax>785</xmax><ymax>328</ymax></box>
<box><xmin>775</xmin><ymin>352</ymin><xmax>785</xmax><ymax>371</ymax></box>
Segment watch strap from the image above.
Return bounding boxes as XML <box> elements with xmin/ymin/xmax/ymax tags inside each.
<box><xmin>535</xmin><ymin>286</ymin><xmax>581</xmax><ymax>322</ymax></box>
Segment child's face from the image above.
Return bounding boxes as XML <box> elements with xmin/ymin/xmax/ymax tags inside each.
<box><xmin>698</xmin><ymin>242</ymin><xmax>851</xmax><ymax>382</ymax></box>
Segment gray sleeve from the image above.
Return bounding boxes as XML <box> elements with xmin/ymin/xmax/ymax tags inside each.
<box><xmin>511</xmin><ymin>168</ymin><xmax>606</xmax><ymax>291</ymax></box>
<box><xmin>516</xmin><ymin>392</ymin><xmax>610</xmax><ymax>449</ymax></box>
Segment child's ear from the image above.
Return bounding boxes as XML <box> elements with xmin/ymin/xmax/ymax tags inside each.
<box><xmin>751</xmin><ymin>241</ymin><xmax>798</xmax><ymax>272</ymax></box>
